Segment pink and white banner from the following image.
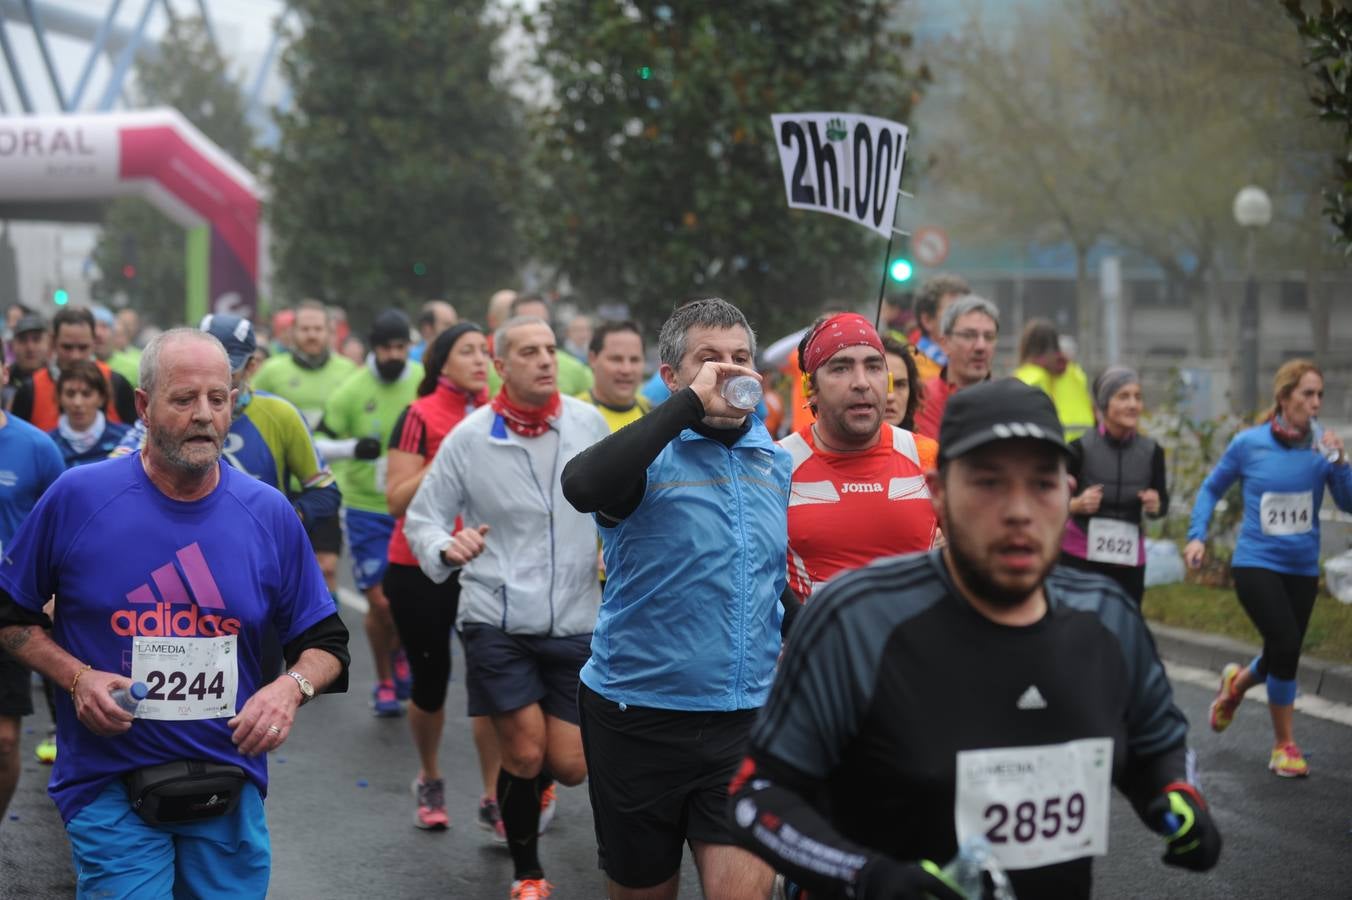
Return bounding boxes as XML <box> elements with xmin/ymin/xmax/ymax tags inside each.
<box><xmin>0</xmin><ymin>108</ymin><xmax>262</xmax><ymax>318</ymax></box>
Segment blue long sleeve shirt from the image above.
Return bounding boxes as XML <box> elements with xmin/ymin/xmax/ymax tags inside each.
<box><xmin>1188</xmin><ymin>425</ymin><xmax>1352</xmax><ymax>576</ymax></box>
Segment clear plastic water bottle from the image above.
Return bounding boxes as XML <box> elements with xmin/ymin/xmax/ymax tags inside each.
<box><xmin>941</xmin><ymin>835</ymin><xmax>1017</xmax><ymax>899</ymax></box>
<box><xmin>1311</xmin><ymin>419</ymin><xmax>1342</xmax><ymax>463</ymax></box>
<box><xmin>110</xmin><ymin>681</ymin><xmax>148</xmax><ymax>714</ymax></box>
<box><xmin>720</xmin><ymin>375</ymin><xmax>762</xmax><ymax>411</ymax></box>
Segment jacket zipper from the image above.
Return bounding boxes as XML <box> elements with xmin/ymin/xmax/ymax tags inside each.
<box><xmin>729</xmin><ymin>444</ymin><xmax>749</xmax><ymax>707</ymax></box>
<box><xmin>519</xmin><ymin>436</ymin><xmax>559</xmax><ymax>636</ymax></box>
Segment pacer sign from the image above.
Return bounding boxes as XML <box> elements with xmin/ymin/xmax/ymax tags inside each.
<box><xmin>771</xmin><ymin>112</ymin><xmax>909</xmax><ymax>238</ymax></box>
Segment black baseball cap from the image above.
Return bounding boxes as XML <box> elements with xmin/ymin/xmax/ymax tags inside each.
<box><xmin>13</xmin><ymin>313</ymin><xmax>46</xmax><ymax>336</ymax></box>
<box><xmin>938</xmin><ymin>378</ymin><xmax>1070</xmax><ymax>462</ymax></box>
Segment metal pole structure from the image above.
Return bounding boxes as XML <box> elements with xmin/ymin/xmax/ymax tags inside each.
<box><xmin>22</xmin><ymin>0</ymin><xmax>67</xmax><ymax>109</ymax></box>
<box><xmin>96</xmin><ymin>0</ymin><xmax>156</xmax><ymax>111</ymax></box>
<box><xmin>193</xmin><ymin>0</ymin><xmax>218</xmax><ymax>51</ymax></box>
<box><xmin>1100</xmin><ymin>255</ymin><xmax>1122</xmax><ymax>365</ymax></box>
<box><xmin>246</xmin><ymin>16</ymin><xmax>286</xmax><ymax>117</ymax></box>
<box><xmin>1240</xmin><ymin>228</ymin><xmax>1259</xmax><ymax>416</ymax></box>
<box><xmin>0</xmin><ymin>16</ymin><xmax>34</xmax><ymax>112</ymax></box>
<box><xmin>69</xmin><ymin>0</ymin><xmax>124</xmax><ymax>110</ymax></box>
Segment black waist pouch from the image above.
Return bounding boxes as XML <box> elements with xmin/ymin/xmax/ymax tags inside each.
<box><xmin>124</xmin><ymin>760</ymin><xmax>247</xmax><ymax>826</ymax></box>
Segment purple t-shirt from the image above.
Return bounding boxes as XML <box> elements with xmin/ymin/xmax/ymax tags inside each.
<box><xmin>0</xmin><ymin>454</ymin><xmax>334</xmax><ymax>823</ymax></box>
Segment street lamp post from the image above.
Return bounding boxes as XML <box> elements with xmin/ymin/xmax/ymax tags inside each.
<box><xmin>1233</xmin><ymin>186</ymin><xmax>1272</xmax><ymax>415</ymax></box>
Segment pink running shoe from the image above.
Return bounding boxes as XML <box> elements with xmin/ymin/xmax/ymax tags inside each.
<box><xmin>412</xmin><ymin>777</ymin><xmax>450</xmax><ymax>830</ymax></box>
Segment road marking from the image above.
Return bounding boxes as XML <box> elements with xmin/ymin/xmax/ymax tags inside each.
<box><xmin>335</xmin><ymin>587</ymin><xmax>369</xmax><ymax>614</ymax></box>
<box><xmin>1165</xmin><ymin>661</ymin><xmax>1352</xmax><ymax>727</ymax></box>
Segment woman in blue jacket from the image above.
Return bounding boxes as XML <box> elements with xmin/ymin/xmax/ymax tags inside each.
<box><xmin>1185</xmin><ymin>359</ymin><xmax>1351</xmax><ymax>778</ymax></box>
<box><xmin>46</xmin><ymin>359</ymin><xmax>130</xmax><ymax>468</ymax></box>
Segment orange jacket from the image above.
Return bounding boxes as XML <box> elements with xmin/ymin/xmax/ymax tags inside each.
<box><xmin>29</xmin><ymin>362</ymin><xmax>126</xmax><ymax>432</ymax></box>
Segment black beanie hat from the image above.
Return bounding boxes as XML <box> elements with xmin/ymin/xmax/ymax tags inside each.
<box><xmin>369</xmin><ymin>309</ymin><xmax>412</xmax><ymax>347</ymax></box>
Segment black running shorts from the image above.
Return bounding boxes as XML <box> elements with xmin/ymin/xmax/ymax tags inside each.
<box><xmin>458</xmin><ymin>622</ymin><xmax>590</xmax><ymax>724</ymax></box>
<box><xmin>0</xmin><ymin>652</ymin><xmax>34</xmax><ymax>718</ymax></box>
<box><xmin>578</xmin><ymin>682</ymin><xmax>757</xmax><ymax>888</ymax></box>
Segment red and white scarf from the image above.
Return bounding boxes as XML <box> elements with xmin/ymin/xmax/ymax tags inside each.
<box><xmin>491</xmin><ymin>390</ymin><xmax>561</xmax><ymax>438</ymax></box>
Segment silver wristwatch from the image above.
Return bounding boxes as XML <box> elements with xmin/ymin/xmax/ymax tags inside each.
<box><xmin>286</xmin><ymin>670</ymin><xmax>315</xmax><ymax>705</ymax></box>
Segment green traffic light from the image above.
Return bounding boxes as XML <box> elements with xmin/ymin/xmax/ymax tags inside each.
<box><xmin>413</xmin><ymin>262</ymin><xmax>427</xmax><ymax>276</ymax></box>
<box><xmin>638</xmin><ymin>66</ymin><xmax>652</xmax><ymax>80</ymax></box>
<box><xmin>889</xmin><ymin>259</ymin><xmax>914</xmax><ymax>283</ymax></box>
<box><xmin>53</xmin><ymin>289</ymin><xmax>69</xmax><ymax>305</ymax></box>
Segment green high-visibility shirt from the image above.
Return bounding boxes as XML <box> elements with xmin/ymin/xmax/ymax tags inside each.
<box><xmin>253</xmin><ymin>352</ymin><xmax>359</xmax><ymax>430</ymax></box>
<box><xmin>318</xmin><ymin>363</ymin><xmax>423</xmax><ymax>514</ymax></box>
<box><xmin>107</xmin><ymin>349</ymin><xmax>141</xmax><ymax>388</ymax></box>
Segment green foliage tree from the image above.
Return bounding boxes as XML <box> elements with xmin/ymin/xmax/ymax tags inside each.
<box><xmin>930</xmin><ymin>12</ymin><xmax>1112</xmax><ymax>360</ymax></box>
<box><xmin>267</xmin><ymin>0</ymin><xmax>523</xmax><ymax>325</ymax></box>
<box><xmin>934</xmin><ymin>0</ymin><xmax>1344</xmax><ymax>367</ymax></box>
<box><xmin>91</xmin><ymin>17</ymin><xmax>254</xmax><ymax>329</ymax></box>
<box><xmin>524</xmin><ymin>1</ymin><xmax>928</xmax><ymax>336</ymax></box>
<box><xmin>1285</xmin><ymin>0</ymin><xmax>1352</xmax><ymax>254</ymax></box>
<box><xmin>1084</xmin><ymin>1</ymin><xmax>1337</xmax><ymax>361</ymax></box>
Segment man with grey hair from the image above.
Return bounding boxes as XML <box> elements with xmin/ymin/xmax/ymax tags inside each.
<box><xmin>909</xmin><ymin>272</ymin><xmax>970</xmax><ymax>382</ymax></box>
<box><xmin>508</xmin><ymin>294</ymin><xmax>594</xmax><ymax>396</ymax></box>
<box><xmin>405</xmin><ymin>314</ymin><xmax>609</xmax><ymax>899</ymax></box>
<box><xmin>562</xmin><ymin>297</ymin><xmax>791</xmax><ymax>900</ymax></box>
<box><xmin>0</xmin><ymin>327</ymin><xmax>349</xmax><ymax>898</ymax></box>
<box><xmin>914</xmin><ymin>294</ymin><xmax>1000</xmax><ymax>440</ymax></box>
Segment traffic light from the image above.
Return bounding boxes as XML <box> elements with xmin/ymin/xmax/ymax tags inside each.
<box><xmin>888</xmin><ymin>256</ymin><xmax>914</xmax><ymax>283</ymax></box>
<box><xmin>53</xmin><ymin>288</ymin><xmax>69</xmax><ymax>306</ymax></box>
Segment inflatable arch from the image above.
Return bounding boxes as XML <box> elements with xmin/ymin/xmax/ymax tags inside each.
<box><xmin>0</xmin><ymin>108</ymin><xmax>262</xmax><ymax>321</ymax></box>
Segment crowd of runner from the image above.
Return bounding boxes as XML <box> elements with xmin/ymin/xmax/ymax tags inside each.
<box><xmin>0</xmin><ymin>278</ymin><xmax>1346</xmax><ymax>899</ymax></box>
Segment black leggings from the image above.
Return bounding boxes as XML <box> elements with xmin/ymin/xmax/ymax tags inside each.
<box><xmin>384</xmin><ymin>563</ymin><xmax>461</xmax><ymax>713</ymax></box>
<box><xmin>1232</xmin><ymin>567</ymin><xmax>1319</xmax><ymax>682</ymax></box>
<box><xmin>1058</xmin><ymin>553</ymin><xmax>1145</xmax><ymax>606</ymax></box>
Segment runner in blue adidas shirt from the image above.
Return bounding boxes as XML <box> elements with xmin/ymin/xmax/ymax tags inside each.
<box><xmin>0</xmin><ymin>329</ymin><xmax>350</xmax><ymax>899</ymax></box>
<box><xmin>0</xmin><ymin>358</ymin><xmax>65</xmax><ymax>824</ymax></box>
<box><xmin>1186</xmin><ymin>359</ymin><xmax>1352</xmax><ymax>778</ymax></box>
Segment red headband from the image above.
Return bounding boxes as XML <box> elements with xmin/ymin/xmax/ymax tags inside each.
<box><xmin>802</xmin><ymin>313</ymin><xmax>886</xmax><ymax>375</ymax></box>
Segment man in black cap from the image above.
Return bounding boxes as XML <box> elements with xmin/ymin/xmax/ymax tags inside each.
<box><xmin>729</xmin><ymin>378</ymin><xmax>1220</xmax><ymax>899</ymax></box>
<box><xmin>3</xmin><ymin>313</ymin><xmax>48</xmax><ymax>410</ymax></box>
<box><xmin>315</xmin><ymin>310</ymin><xmax>421</xmax><ymax>716</ymax></box>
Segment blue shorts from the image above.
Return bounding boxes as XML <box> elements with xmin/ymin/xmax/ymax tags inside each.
<box><xmin>66</xmin><ymin>780</ymin><xmax>270</xmax><ymax>899</ymax></box>
<box><xmin>345</xmin><ymin>509</ymin><xmax>396</xmax><ymax>590</ymax></box>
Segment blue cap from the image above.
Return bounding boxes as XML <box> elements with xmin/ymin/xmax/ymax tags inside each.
<box><xmin>91</xmin><ymin>305</ymin><xmax>115</xmax><ymax>327</ymax></box>
<box><xmin>199</xmin><ymin>313</ymin><xmax>258</xmax><ymax>372</ymax></box>
<box><xmin>129</xmin><ymin>682</ymin><xmax>148</xmax><ymax>701</ymax></box>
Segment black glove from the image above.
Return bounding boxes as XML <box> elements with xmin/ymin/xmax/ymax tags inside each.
<box><xmin>354</xmin><ymin>437</ymin><xmax>382</xmax><ymax>460</ymax></box>
<box><xmin>857</xmin><ymin>856</ymin><xmax>966</xmax><ymax>900</ymax></box>
<box><xmin>1147</xmin><ymin>785</ymin><xmax>1221</xmax><ymax>872</ymax></box>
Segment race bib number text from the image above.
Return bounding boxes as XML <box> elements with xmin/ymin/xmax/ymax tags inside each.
<box><xmin>1260</xmin><ymin>491</ymin><xmax>1312</xmax><ymax>536</ymax></box>
<box><xmin>1087</xmin><ymin>518</ymin><xmax>1139</xmax><ymax>566</ymax></box>
<box><xmin>955</xmin><ymin>738</ymin><xmax>1112</xmax><ymax>871</ymax></box>
<box><xmin>131</xmin><ymin>635</ymin><xmax>238</xmax><ymax>721</ymax></box>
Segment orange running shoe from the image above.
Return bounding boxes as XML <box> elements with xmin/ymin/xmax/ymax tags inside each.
<box><xmin>510</xmin><ymin>878</ymin><xmax>553</xmax><ymax>899</ymax></box>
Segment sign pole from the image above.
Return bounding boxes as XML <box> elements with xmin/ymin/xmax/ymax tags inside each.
<box><xmin>874</xmin><ymin>190</ymin><xmax>910</xmax><ymax>329</ymax></box>
<box><xmin>874</xmin><ymin>228</ymin><xmax>896</xmax><ymax>331</ymax></box>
